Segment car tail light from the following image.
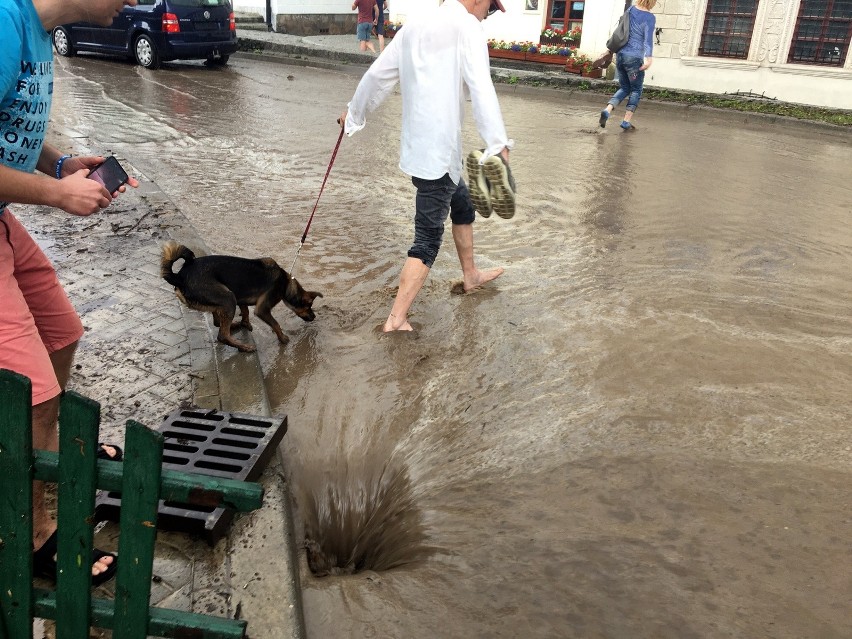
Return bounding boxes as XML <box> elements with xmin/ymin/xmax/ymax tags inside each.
<box><xmin>162</xmin><ymin>12</ymin><xmax>180</xmax><ymax>33</ymax></box>
<box><xmin>229</xmin><ymin>12</ymin><xmax>236</xmax><ymax>31</ymax></box>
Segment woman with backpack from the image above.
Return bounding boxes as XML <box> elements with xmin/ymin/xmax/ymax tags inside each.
<box><xmin>599</xmin><ymin>0</ymin><xmax>657</xmax><ymax>130</ymax></box>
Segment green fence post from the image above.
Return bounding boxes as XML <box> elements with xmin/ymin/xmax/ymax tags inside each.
<box><xmin>0</xmin><ymin>369</ymin><xmax>34</xmax><ymax>639</ymax></box>
<box><xmin>112</xmin><ymin>421</ymin><xmax>163</xmax><ymax>639</ymax></box>
<box><xmin>56</xmin><ymin>391</ymin><xmax>101</xmax><ymax>639</ymax></box>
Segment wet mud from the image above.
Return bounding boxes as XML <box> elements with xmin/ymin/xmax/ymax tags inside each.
<box><xmin>50</xmin><ymin>54</ymin><xmax>852</xmax><ymax>638</ymax></box>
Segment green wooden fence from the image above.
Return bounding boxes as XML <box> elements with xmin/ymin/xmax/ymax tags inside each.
<box><xmin>0</xmin><ymin>369</ymin><xmax>264</xmax><ymax>639</ymax></box>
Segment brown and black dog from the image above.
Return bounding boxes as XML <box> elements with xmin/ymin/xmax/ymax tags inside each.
<box><xmin>161</xmin><ymin>241</ymin><xmax>322</xmax><ymax>352</ymax></box>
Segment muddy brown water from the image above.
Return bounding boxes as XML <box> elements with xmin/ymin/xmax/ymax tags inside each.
<box><xmin>51</xmin><ymin>54</ymin><xmax>851</xmax><ymax>638</ymax></box>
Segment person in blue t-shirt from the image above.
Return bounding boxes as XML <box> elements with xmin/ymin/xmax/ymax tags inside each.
<box><xmin>599</xmin><ymin>0</ymin><xmax>657</xmax><ymax>130</ymax></box>
<box><xmin>0</xmin><ymin>0</ymin><xmax>138</xmax><ymax>588</ymax></box>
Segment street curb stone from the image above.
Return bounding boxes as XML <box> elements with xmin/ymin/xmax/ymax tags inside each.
<box><xmin>17</xmin><ymin>129</ymin><xmax>304</xmax><ymax>638</ymax></box>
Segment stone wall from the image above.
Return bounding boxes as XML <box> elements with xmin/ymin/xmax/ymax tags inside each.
<box><xmin>275</xmin><ymin>13</ymin><xmax>357</xmax><ymax>35</ymax></box>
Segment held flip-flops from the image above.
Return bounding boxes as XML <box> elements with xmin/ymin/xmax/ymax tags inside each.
<box><xmin>33</xmin><ymin>531</ymin><xmax>118</xmax><ymax>587</ymax></box>
<box><xmin>465</xmin><ymin>150</ymin><xmax>493</xmax><ymax>218</ymax></box>
<box><xmin>465</xmin><ymin>150</ymin><xmax>517</xmax><ymax>220</ymax></box>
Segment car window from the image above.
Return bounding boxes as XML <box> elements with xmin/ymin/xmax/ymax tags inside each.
<box><xmin>170</xmin><ymin>0</ymin><xmax>229</xmax><ymax>6</ymax></box>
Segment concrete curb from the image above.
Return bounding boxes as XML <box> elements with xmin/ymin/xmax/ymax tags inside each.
<box><xmin>48</xmin><ymin>126</ymin><xmax>306</xmax><ymax>639</ymax></box>
<box><xmin>129</xmin><ymin>162</ymin><xmax>308</xmax><ymax>639</ymax></box>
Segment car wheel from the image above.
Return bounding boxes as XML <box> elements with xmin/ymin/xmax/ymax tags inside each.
<box><xmin>134</xmin><ymin>34</ymin><xmax>160</xmax><ymax>69</ymax></box>
<box><xmin>52</xmin><ymin>27</ymin><xmax>76</xmax><ymax>57</ymax></box>
<box><xmin>205</xmin><ymin>54</ymin><xmax>229</xmax><ymax>66</ymax></box>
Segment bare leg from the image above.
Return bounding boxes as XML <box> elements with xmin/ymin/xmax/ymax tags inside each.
<box><xmin>623</xmin><ymin>110</ymin><xmax>635</xmax><ymax>122</ymax></box>
<box><xmin>383</xmin><ymin>257</ymin><xmax>429</xmax><ymax>332</ymax></box>
<box><xmin>378</xmin><ymin>34</ymin><xmax>385</xmax><ymax>52</ymax></box>
<box><xmin>366</xmin><ymin>41</ymin><xmax>376</xmax><ymax>53</ymax></box>
<box><xmin>452</xmin><ymin>223</ymin><xmax>503</xmax><ymax>293</ymax></box>
<box><xmin>35</xmin><ymin>342</ymin><xmax>113</xmax><ymax>577</ymax></box>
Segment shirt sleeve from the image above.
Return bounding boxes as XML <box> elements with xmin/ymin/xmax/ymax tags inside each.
<box><xmin>0</xmin><ymin>7</ymin><xmax>24</xmax><ymax>99</ymax></box>
<box><xmin>345</xmin><ymin>34</ymin><xmax>401</xmax><ymax>135</ymax></box>
<box><xmin>459</xmin><ymin>23</ymin><xmax>513</xmax><ymax>160</ymax></box>
<box><xmin>644</xmin><ymin>14</ymin><xmax>655</xmax><ymax>58</ymax></box>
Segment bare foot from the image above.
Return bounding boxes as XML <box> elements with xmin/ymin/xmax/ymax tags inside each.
<box><xmin>463</xmin><ymin>267</ymin><xmax>504</xmax><ymax>293</ymax></box>
<box><xmin>33</xmin><ymin>525</ymin><xmax>114</xmax><ymax>578</ymax></box>
<box><xmin>383</xmin><ymin>314</ymin><xmax>414</xmax><ymax>332</ymax></box>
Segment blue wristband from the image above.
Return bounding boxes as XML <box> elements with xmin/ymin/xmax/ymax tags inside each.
<box><xmin>55</xmin><ymin>154</ymin><xmax>71</xmax><ymax>179</ymax></box>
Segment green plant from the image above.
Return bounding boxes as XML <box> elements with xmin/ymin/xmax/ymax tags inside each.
<box><xmin>508</xmin><ymin>75</ymin><xmax>519</xmax><ymax>84</ymax></box>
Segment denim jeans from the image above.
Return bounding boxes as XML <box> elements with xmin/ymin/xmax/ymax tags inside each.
<box><xmin>608</xmin><ymin>55</ymin><xmax>645</xmax><ymax>113</ymax></box>
<box><xmin>409</xmin><ymin>174</ymin><xmax>475</xmax><ymax>268</ymax></box>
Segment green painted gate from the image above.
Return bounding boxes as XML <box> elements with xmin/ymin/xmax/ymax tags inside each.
<box><xmin>0</xmin><ymin>369</ymin><xmax>263</xmax><ymax>639</ymax></box>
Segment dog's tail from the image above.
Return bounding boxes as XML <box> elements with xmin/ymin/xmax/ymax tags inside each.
<box><xmin>161</xmin><ymin>241</ymin><xmax>195</xmax><ymax>288</ymax></box>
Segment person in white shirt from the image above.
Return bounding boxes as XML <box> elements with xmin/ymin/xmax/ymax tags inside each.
<box><xmin>340</xmin><ymin>0</ymin><xmax>514</xmax><ymax>332</ymax></box>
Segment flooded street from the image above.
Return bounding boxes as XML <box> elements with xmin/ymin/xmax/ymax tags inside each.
<box><xmin>51</xmin><ymin>54</ymin><xmax>851</xmax><ymax>638</ymax></box>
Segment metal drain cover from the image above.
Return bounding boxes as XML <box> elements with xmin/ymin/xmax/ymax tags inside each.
<box><xmin>95</xmin><ymin>408</ymin><xmax>287</xmax><ymax>544</ymax></box>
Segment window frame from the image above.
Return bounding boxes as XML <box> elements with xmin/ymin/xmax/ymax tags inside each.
<box><xmin>697</xmin><ymin>0</ymin><xmax>759</xmax><ymax>60</ymax></box>
<box><xmin>787</xmin><ymin>0</ymin><xmax>852</xmax><ymax>66</ymax></box>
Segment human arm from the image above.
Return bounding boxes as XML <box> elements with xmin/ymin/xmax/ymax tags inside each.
<box><xmin>0</xmin><ymin>143</ymin><xmax>139</xmax><ymax>216</ymax></box>
<box><xmin>342</xmin><ymin>37</ymin><xmax>401</xmax><ymax>134</ymax></box>
<box><xmin>640</xmin><ymin>14</ymin><xmax>654</xmax><ymax>70</ymax></box>
<box><xmin>373</xmin><ymin>2</ymin><xmax>379</xmax><ymax>24</ymax></box>
<box><xmin>34</xmin><ymin>143</ymin><xmax>139</xmax><ymax>195</ymax></box>
<box><xmin>352</xmin><ymin>0</ymin><xmax>358</xmax><ymax>11</ymax></box>
<box><xmin>460</xmin><ymin>26</ymin><xmax>513</xmax><ymax>160</ymax></box>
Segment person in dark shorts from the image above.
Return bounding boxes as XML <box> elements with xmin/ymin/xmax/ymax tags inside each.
<box><xmin>340</xmin><ymin>0</ymin><xmax>515</xmax><ymax>332</ymax></box>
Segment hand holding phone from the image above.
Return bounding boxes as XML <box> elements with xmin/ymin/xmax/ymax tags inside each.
<box><xmin>87</xmin><ymin>156</ymin><xmax>129</xmax><ymax>194</ymax></box>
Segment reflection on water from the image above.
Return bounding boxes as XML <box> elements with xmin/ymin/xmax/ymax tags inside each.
<box><xmin>51</xmin><ymin>55</ymin><xmax>852</xmax><ymax>638</ymax></box>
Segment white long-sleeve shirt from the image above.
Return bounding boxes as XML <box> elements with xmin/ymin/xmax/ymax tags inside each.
<box><xmin>345</xmin><ymin>0</ymin><xmax>512</xmax><ymax>184</ymax></box>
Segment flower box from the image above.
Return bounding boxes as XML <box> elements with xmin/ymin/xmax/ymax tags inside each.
<box><xmin>488</xmin><ymin>49</ymin><xmax>527</xmax><ymax>61</ymax></box>
<box><xmin>539</xmin><ymin>36</ymin><xmax>564</xmax><ymax>47</ymax></box>
<box><xmin>565</xmin><ymin>61</ymin><xmax>583</xmax><ymax>75</ymax></box>
<box><xmin>525</xmin><ymin>52</ymin><xmax>569</xmax><ymax>65</ymax></box>
<box><xmin>581</xmin><ymin>68</ymin><xmax>603</xmax><ymax>79</ymax></box>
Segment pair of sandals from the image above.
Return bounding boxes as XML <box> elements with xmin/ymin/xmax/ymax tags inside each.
<box><xmin>465</xmin><ymin>150</ymin><xmax>517</xmax><ymax>220</ymax></box>
<box><xmin>32</xmin><ymin>443</ymin><xmax>123</xmax><ymax>587</ymax></box>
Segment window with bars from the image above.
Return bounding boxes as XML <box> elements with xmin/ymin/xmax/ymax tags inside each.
<box><xmin>788</xmin><ymin>0</ymin><xmax>852</xmax><ymax>66</ymax></box>
<box><xmin>698</xmin><ymin>0</ymin><xmax>758</xmax><ymax>59</ymax></box>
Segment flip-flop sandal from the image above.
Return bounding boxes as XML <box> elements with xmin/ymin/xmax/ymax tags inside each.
<box><xmin>33</xmin><ymin>531</ymin><xmax>118</xmax><ymax>587</ymax></box>
<box><xmin>97</xmin><ymin>443</ymin><xmax>123</xmax><ymax>461</ymax></box>
<box><xmin>464</xmin><ymin>150</ymin><xmax>493</xmax><ymax>218</ymax></box>
<box><xmin>481</xmin><ymin>155</ymin><xmax>517</xmax><ymax>220</ymax></box>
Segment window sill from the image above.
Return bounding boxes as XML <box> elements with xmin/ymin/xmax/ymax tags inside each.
<box><xmin>681</xmin><ymin>56</ymin><xmax>760</xmax><ymax>71</ymax></box>
<box><xmin>770</xmin><ymin>64</ymin><xmax>851</xmax><ymax>79</ymax></box>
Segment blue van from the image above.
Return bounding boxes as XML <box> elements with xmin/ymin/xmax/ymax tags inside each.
<box><xmin>52</xmin><ymin>0</ymin><xmax>238</xmax><ymax>69</ymax></box>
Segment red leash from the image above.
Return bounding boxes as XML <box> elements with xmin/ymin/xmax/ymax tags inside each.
<box><xmin>290</xmin><ymin>126</ymin><xmax>345</xmax><ymax>275</ymax></box>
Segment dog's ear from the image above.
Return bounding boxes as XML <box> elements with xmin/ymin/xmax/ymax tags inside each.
<box><xmin>308</xmin><ymin>291</ymin><xmax>323</xmax><ymax>303</ymax></box>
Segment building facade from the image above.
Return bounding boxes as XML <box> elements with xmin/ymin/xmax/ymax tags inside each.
<box><xmin>234</xmin><ymin>0</ymin><xmax>852</xmax><ymax>109</ymax></box>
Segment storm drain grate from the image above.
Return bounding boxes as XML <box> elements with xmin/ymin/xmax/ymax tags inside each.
<box><xmin>95</xmin><ymin>408</ymin><xmax>287</xmax><ymax>545</ymax></box>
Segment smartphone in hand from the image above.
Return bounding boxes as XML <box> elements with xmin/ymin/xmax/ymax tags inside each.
<box><xmin>87</xmin><ymin>156</ymin><xmax>129</xmax><ymax>193</ymax></box>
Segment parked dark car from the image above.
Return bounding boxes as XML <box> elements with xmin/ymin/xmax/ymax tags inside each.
<box><xmin>52</xmin><ymin>0</ymin><xmax>237</xmax><ymax>70</ymax></box>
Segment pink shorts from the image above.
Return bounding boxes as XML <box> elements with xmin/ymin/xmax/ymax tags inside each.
<box><xmin>0</xmin><ymin>209</ymin><xmax>84</xmax><ymax>405</ymax></box>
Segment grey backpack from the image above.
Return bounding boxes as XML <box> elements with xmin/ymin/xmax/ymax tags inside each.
<box><xmin>606</xmin><ymin>2</ymin><xmax>632</xmax><ymax>52</ymax></box>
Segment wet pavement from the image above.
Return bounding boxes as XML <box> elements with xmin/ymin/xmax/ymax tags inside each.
<box><xmin>17</xmin><ymin>129</ymin><xmax>303</xmax><ymax>638</ymax></box>
<box><xmin>31</xmin><ymin>25</ymin><xmax>852</xmax><ymax>639</ymax></box>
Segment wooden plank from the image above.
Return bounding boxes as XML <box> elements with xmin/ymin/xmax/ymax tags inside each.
<box><xmin>112</xmin><ymin>422</ymin><xmax>163</xmax><ymax>639</ymax></box>
<box><xmin>34</xmin><ymin>590</ymin><xmax>247</xmax><ymax>639</ymax></box>
<box><xmin>0</xmin><ymin>369</ymin><xmax>34</xmax><ymax>639</ymax></box>
<box><xmin>55</xmin><ymin>392</ymin><xmax>100</xmax><ymax>639</ymax></box>
<box><xmin>34</xmin><ymin>452</ymin><xmax>263</xmax><ymax>512</ymax></box>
